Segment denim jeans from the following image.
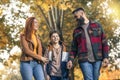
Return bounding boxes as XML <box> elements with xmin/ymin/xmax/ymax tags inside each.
<box><xmin>20</xmin><ymin>60</ymin><xmax>45</xmax><ymax>80</ymax></box>
<box><xmin>61</xmin><ymin>62</ymin><xmax>69</xmax><ymax>79</ymax></box>
<box><xmin>79</xmin><ymin>61</ymin><xmax>102</xmax><ymax>80</ymax></box>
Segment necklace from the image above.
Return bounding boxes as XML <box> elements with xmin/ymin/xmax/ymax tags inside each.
<box><xmin>53</xmin><ymin>45</ymin><xmax>61</xmax><ymax>54</ymax></box>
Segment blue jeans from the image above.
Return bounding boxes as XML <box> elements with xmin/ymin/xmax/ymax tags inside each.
<box><xmin>79</xmin><ymin>61</ymin><xmax>102</xmax><ymax>80</ymax></box>
<box><xmin>20</xmin><ymin>60</ymin><xmax>45</xmax><ymax>80</ymax></box>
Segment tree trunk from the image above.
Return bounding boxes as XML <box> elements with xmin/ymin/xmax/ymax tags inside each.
<box><xmin>37</xmin><ymin>5</ymin><xmax>64</xmax><ymax>41</ymax></box>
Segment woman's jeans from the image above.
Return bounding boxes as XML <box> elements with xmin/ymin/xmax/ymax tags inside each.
<box><xmin>79</xmin><ymin>61</ymin><xmax>102</xmax><ymax>80</ymax></box>
<box><xmin>20</xmin><ymin>60</ymin><xmax>45</xmax><ymax>80</ymax></box>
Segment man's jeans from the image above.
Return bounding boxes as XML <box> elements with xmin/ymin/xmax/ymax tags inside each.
<box><xmin>20</xmin><ymin>60</ymin><xmax>45</xmax><ymax>80</ymax></box>
<box><xmin>79</xmin><ymin>61</ymin><xmax>102</xmax><ymax>80</ymax></box>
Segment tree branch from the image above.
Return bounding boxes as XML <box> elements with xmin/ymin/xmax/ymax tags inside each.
<box><xmin>37</xmin><ymin>5</ymin><xmax>51</xmax><ymax>31</ymax></box>
<box><xmin>51</xmin><ymin>6</ymin><xmax>57</xmax><ymax>31</ymax></box>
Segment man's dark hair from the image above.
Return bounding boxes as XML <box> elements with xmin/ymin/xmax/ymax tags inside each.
<box><xmin>72</xmin><ymin>7</ymin><xmax>84</xmax><ymax>14</ymax></box>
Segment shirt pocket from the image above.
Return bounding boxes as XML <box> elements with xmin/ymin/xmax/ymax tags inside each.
<box><xmin>90</xmin><ymin>27</ymin><xmax>101</xmax><ymax>36</ymax></box>
<box><xmin>74</xmin><ymin>31</ymin><xmax>82</xmax><ymax>39</ymax></box>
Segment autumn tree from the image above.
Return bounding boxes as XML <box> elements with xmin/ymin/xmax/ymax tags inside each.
<box><xmin>1</xmin><ymin>0</ymin><xmax>120</xmax><ymax>50</ymax></box>
<box><xmin>0</xmin><ymin>0</ymin><xmax>120</xmax><ymax>80</ymax></box>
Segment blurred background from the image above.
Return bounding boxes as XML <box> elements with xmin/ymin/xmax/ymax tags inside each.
<box><xmin>0</xmin><ymin>0</ymin><xmax>120</xmax><ymax>80</ymax></box>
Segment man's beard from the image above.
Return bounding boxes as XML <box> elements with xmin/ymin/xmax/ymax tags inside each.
<box><xmin>76</xmin><ymin>16</ymin><xmax>85</xmax><ymax>25</ymax></box>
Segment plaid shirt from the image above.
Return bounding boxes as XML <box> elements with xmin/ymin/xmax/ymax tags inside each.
<box><xmin>69</xmin><ymin>21</ymin><xmax>109</xmax><ymax>62</ymax></box>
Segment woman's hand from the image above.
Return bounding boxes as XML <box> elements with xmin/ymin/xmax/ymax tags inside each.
<box><xmin>41</xmin><ymin>57</ymin><xmax>49</xmax><ymax>63</ymax></box>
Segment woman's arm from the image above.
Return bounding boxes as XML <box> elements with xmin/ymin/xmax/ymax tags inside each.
<box><xmin>20</xmin><ymin>35</ymin><xmax>41</xmax><ymax>60</ymax></box>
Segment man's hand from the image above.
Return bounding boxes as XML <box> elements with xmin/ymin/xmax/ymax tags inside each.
<box><xmin>67</xmin><ymin>60</ymin><xmax>73</xmax><ymax>69</ymax></box>
<box><xmin>102</xmin><ymin>58</ymin><xmax>109</xmax><ymax>67</ymax></box>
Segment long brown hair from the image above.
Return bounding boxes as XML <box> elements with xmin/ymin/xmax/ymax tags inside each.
<box><xmin>24</xmin><ymin>17</ymin><xmax>35</xmax><ymax>41</ymax></box>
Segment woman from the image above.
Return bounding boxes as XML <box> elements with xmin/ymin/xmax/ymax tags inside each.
<box><xmin>20</xmin><ymin>17</ymin><xmax>48</xmax><ymax>80</ymax></box>
<box><xmin>45</xmin><ymin>31</ymin><xmax>69</xmax><ymax>80</ymax></box>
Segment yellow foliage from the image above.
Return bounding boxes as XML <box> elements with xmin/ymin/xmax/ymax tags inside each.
<box><xmin>59</xmin><ymin>3</ymin><xmax>67</xmax><ymax>10</ymax></box>
<box><xmin>38</xmin><ymin>31</ymin><xmax>43</xmax><ymax>36</ymax></box>
<box><xmin>65</xmin><ymin>1</ymin><xmax>73</xmax><ymax>8</ymax></box>
<box><xmin>44</xmin><ymin>0</ymin><xmax>54</xmax><ymax>5</ymax></box>
<box><xmin>42</xmin><ymin>3</ymin><xmax>50</xmax><ymax>12</ymax></box>
<box><xmin>0</xmin><ymin>30</ymin><xmax>8</xmax><ymax>48</ymax></box>
<box><xmin>74</xmin><ymin>68</ymin><xmax>83</xmax><ymax>80</ymax></box>
<box><xmin>42</xmin><ymin>25</ymin><xmax>47</xmax><ymax>30</ymax></box>
<box><xmin>0</xmin><ymin>8</ymin><xmax>2</xmax><ymax>16</ymax></box>
<box><xmin>36</xmin><ymin>0</ymin><xmax>43</xmax><ymax>5</ymax></box>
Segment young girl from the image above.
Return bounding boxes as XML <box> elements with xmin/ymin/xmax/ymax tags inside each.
<box><xmin>45</xmin><ymin>31</ymin><xmax>69</xmax><ymax>80</ymax></box>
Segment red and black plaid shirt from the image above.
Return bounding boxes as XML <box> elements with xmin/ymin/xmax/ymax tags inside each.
<box><xmin>69</xmin><ymin>21</ymin><xmax>109</xmax><ymax>62</ymax></box>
